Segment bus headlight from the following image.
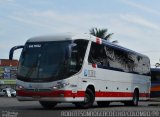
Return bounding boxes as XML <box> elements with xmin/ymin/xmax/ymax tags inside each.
<box><xmin>52</xmin><ymin>82</ymin><xmax>70</xmax><ymax>90</ymax></box>
<box><xmin>16</xmin><ymin>85</ymin><xmax>24</xmax><ymax>90</ymax></box>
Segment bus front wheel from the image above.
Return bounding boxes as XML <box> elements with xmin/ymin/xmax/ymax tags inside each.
<box><xmin>39</xmin><ymin>101</ymin><xmax>57</xmax><ymax>109</ymax></box>
<box><xmin>74</xmin><ymin>88</ymin><xmax>95</xmax><ymax>108</ymax></box>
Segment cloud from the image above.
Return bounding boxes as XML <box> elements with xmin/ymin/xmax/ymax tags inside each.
<box><xmin>31</xmin><ymin>10</ymin><xmax>102</xmax><ymax>26</ymax></box>
<box><xmin>9</xmin><ymin>10</ymin><xmax>107</xmax><ymax>34</ymax></box>
<box><xmin>120</xmin><ymin>14</ymin><xmax>160</xmax><ymax>31</ymax></box>
<box><xmin>0</xmin><ymin>0</ymin><xmax>15</xmax><ymax>3</ymax></box>
<box><xmin>9</xmin><ymin>10</ymin><xmax>160</xmax><ymax>41</ymax></box>
<box><xmin>121</xmin><ymin>0</ymin><xmax>160</xmax><ymax>16</ymax></box>
<box><xmin>0</xmin><ymin>31</ymin><xmax>5</xmax><ymax>36</ymax></box>
<box><xmin>0</xmin><ymin>44</ymin><xmax>11</xmax><ymax>49</ymax></box>
<box><xmin>5</xmin><ymin>9</ymin><xmax>160</xmax><ymax>65</ymax></box>
<box><xmin>8</xmin><ymin>15</ymin><xmax>55</xmax><ymax>29</ymax></box>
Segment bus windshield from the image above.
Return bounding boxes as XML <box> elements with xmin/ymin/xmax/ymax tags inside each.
<box><xmin>17</xmin><ymin>40</ymin><xmax>88</xmax><ymax>82</ymax></box>
<box><xmin>17</xmin><ymin>41</ymin><xmax>71</xmax><ymax>82</ymax></box>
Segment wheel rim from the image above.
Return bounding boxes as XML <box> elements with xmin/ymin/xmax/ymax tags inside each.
<box><xmin>133</xmin><ymin>92</ymin><xmax>138</xmax><ymax>105</ymax></box>
<box><xmin>84</xmin><ymin>93</ymin><xmax>90</xmax><ymax>103</ymax></box>
<box><xmin>134</xmin><ymin>97</ymin><xmax>137</xmax><ymax>105</ymax></box>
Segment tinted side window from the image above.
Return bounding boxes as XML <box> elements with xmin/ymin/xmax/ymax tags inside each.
<box><xmin>151</xmin><ymin>71</ymin><xmax>160</xmax><ymax>82</ymax></box>
<box><xmin>88</xmin><ymin>43</ymin><xmax>106</xmax><ymax>66</ymax></box>
<box><xmin>88</xmin><ymin>42</ymin><xmax>150</xmax><ymax>75</ymax></box>
<box><xmin>69</xmin><ymin>40</ymin><xmax>89</xmax><ymax>74</ymax></box>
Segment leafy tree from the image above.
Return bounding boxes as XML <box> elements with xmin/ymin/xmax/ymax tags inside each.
<box><xmin>89</xmin><ymin>27</ymin><xmax>114</xmax><ymax>41</ymax></box>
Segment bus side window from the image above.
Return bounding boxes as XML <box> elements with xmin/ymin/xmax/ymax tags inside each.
<box><xmin>69</xmin><ymin>40</ymin><xmax>89</xmax><ymax>73</ymax></box>
<box><xmin>88</xmin><ymin>42</ymin><xmax>109</xmax><ymax>67</ymax></box>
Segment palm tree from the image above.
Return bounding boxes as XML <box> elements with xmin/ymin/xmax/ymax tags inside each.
<box><xmin>155</xmin><ymin>63</ymin><xmax>160</xmax><ymax>68</ymax></box>
<box><xmin>89</xmin><ymin>27</ymin><xmax>114</xmax><ymax>41</ymax></box>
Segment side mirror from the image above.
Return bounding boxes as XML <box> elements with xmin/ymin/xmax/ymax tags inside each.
<box><xmin>9</xmin><ymin>45</ymin><xmax>24</xmax><ymax>60</ymax></box>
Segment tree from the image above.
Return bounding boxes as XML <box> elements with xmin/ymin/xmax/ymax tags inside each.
<box><xmin>89</xmin><ymin>27</ymin><xmax>114</xmax><ymax>41</ymax></box>
<box><xmin>155</xmin><ymin>59</ymin><xmax>160</xmax><ymax>67</ymax></box>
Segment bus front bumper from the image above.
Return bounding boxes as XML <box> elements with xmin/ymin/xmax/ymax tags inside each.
<box><xmin>17</xmin><ymin>96</ymin><xmax>84</xmax><ymax>102</ymax></box>
<box><xmin>16</xmin><ymin>89</ymin><xmax>85</xmax><ymax>102</ymax></box>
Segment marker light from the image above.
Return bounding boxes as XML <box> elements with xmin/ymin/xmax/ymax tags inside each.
<box><xmin>16</xmin><ymin>85</ymin><xmax>24</xmax><ymax>90</ymax></box>
<box><xmin>52</xmin><ymin>82</ymin><xmax>70</xmax><ymax>90</ymax></box>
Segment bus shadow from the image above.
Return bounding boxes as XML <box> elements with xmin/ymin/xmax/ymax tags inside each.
<box><xmin>29</xmin><ymin>104</ymin><xmax>146</xmax><ymax>111</ymax></box>
<box><xmin>0</xmin><ymin>103</ymin><xmax>149</xmax><ymax>111</ymax></box>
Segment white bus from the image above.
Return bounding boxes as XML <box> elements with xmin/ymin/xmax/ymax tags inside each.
<box><xmin>10</xmin><ymin>34</ymin><xmax>151</xmax><ymax>109</ymax></box>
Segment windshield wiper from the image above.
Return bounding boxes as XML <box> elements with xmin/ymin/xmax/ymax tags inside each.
<box><xmin>25</xmin><ymin>62</ymin><xmax>37</xmax><ymax>78</ymax></box>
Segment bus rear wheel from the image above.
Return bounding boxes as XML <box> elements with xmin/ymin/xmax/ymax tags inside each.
<box><xmin>39</xmin><ymin>101</ymin><xmax>57</xmax><ymax>109</ymax></box>
<box><xmin>74</xmin><ymin>88</ymin><xmax>95</xmax><ymax>108</ymax></box>
<box><xmin>124</xmin><ymin>90</ymin><xmax>139</xmax><ymax>106</ymax></box>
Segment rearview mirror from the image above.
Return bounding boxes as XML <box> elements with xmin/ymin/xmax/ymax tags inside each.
<box><xmin>9</xmin><ymin>45</ymin><xmax>24</xmax><ymax>60</ymax></box>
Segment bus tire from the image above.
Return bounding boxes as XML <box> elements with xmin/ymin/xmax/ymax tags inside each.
<box><xmin>74</xmin><ymin>88</ymin><xmax>95</xmax><ymax>108</ymax></box>
<box><xmin>124</xmin><ymin>90</ymin><xmax>139</xmax><ymax>106</ymax></box>
<box><xmin>39</xmin><ymin>101</ymin><xmax>57</xmax><ymax>109</ymax></box>
<box><xmin>97</xmin><ymin>101</ymin><xmax>110</xmax><ymax>107</ymax></box>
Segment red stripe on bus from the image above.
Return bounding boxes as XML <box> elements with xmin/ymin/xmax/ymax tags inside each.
<box><xmin>95</xmin><ymin>92</ymin><xmax>149</xmax><ymax>98</ymax></box>
<box><xmin>139</xmin><ymin>93</ymin><xmax>150</xmax><ymax>97</ymax></box>
<box><xmin>17</xmin><ymin>90</ymin><xmax>85</xmax><ymax>97</ymax></box>
<box><xmin>95</xmin><ymin>91</ymin><xmax>133</xmax><ymax>97</ymax></box>
<box><xmin>17</xmin><ymin>90</ymin><xmax>149</xmax><ymax>98</ymax></box>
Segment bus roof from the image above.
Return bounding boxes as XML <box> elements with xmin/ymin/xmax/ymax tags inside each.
<box><xmin>27</xmin><ymin>34</ymin><xmax>73</xmax><ymax>42</ymax></box>
<box><xmin>102</xmin><ymin>39</ymin><xmax>148</xmax><ymax>58</ymax></box>
<box><xmin>27</xmin><ymin>33</ymin><xmax>149</xmax><ymax>59</ymax></box>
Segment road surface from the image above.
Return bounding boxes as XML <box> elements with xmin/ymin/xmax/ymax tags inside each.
<box><xmin>0</xmin><ymin>97</ymin><xmax>160</xmax><ymax>117</ymax></box>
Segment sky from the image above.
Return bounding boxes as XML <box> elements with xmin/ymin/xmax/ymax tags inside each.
<box><xmin>0</xmin><ymin>0</ymin><xmax>160</xmax><ymax>67</ymax></box>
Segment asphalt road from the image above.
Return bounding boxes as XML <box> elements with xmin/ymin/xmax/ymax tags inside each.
<box><xmin>0</xmin><ymin>97</ymin><xmax>160</xmax><ymax>117</ymax></box>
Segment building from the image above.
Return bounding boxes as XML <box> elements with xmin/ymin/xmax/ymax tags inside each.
<box><xmin>0</xmin><ymin>59</ymin><xmax>18</xmax><ymax>89</ymax></box>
